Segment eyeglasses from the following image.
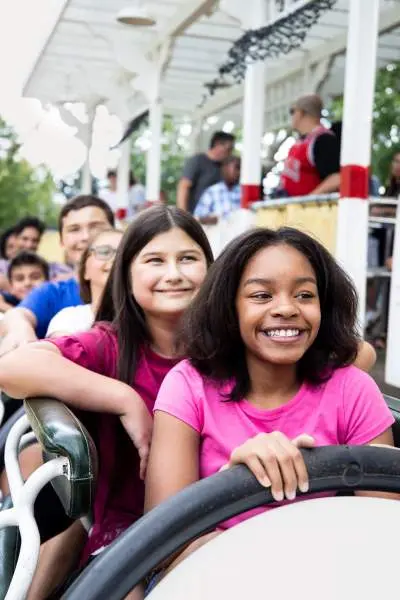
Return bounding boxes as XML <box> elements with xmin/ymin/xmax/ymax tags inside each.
<box><xmin>89</xmin><ymin>244</ymin><xmax>118</xmax><ymax>261</ymax></box>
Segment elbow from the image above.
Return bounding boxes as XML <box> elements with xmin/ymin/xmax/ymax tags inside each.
<box><xmin>0</xmin><ymin>350</ymin><xmax>24</xmax><ymax>398</ymax></box>
<box><xmin>0</xmin><ymin>343</ymin><xmax>46</xmax><ymax>399</ymax></box>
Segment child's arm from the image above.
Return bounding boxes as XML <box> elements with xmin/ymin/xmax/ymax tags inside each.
<box><xmin>0</xmin><ymin>342</ymin><xmax>152</xmax><ymax>477</ymax></box>
<box><xmin>145</xmin><ymin>410</ymin><xmax>203</xmax><ymax>573</ymax></box>
<box><xmin>145</xmin><ymin>410</ymin><xmax>200</xmax><ymax>511</ymax></box>
<box><xmin>354</xmin><ymin>341</ymin><xmax>376</xmax><ymax>372</ymax></box>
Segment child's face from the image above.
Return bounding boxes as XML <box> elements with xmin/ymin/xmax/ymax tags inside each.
<box><xmin>60</xmin><ymin>206</ymin><xmax>112</xmax><ymax>267</ymax></box>
<box><xmin>236</xmin><ymin>243</ymin><xmax>321</xmax><ymax>368</ymax></box>
<box><xmin>84</xmin><ymin>231</ymin><xmax>123</xmax><ymax>292</ymax></box>
<box><xmin>17</xmin><ymin>227</ymin><xmax>41</xmax><ymax>252</ymax></box>
<box><xmin>130</xmin><ymin>227</ymin><xmax>208</xmax><ymax>319</ymax></box>
<box><xmin>10</xmin><ymin>265</ymin><xmax>47</xmax><ymax>301</ymax></box>
<box><xmin>5</xmin><ymin>234</ymin><xmax>18</xmax><ymax>259</ymax></box>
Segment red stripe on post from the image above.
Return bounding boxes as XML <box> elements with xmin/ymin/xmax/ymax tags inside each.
<box><xmin>241</xmin><ymin>184</ymin><xmax>261</xmax><ymax>208</ymax></box>
<box><xmin>340</xmin><ymin>164</ymin><xmax>369</xmax><ymax>199</ymax></box>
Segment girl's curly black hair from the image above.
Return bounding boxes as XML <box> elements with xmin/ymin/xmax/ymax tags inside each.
<box><xmin>180</xmin><ymin>226</ymin><xmax>360</xmax><ymax>401</ymax></box>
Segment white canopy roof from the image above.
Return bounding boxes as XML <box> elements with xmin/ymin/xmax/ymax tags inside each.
<box><xmin>23</xmin><ymin>0</ymin><xmax>400</xmax><ymax>129</ymax></box>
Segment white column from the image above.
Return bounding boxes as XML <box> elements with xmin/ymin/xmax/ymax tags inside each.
<box><xmin>116</xmin><ymin>137</ymin><xmax>131</xmax><ymax>217</ymax></box>
<box><xmin>146</xmin><ymin>98</ymin><xmax>163</xmax><ymax>203</ymax></box>
<box><xmin>189</xmin><ymin>119</ymin><xmax>203</xmax><ymax>155</ymax></box>
<box><xmin>81</xmin><ymin>157</ymin><xmax>92</xmax><ymax>195</ymax></box>
<box><xmin>335</xmin><ymin>0</ymin><xmax>379</xmax><ymax>331</ymax></box>
<box><xmin>386</xmin><ymin>207</ymin><xmax>400</xmax><ymax>386</ymax></box>
<box><xmin>240</xmin><ymin>0</ymin><xmax>267</xmax><ymax>208</ymax></box>
<box><xmin>80</xmin><ymin>107</ymin><xmax>95</xmax><ymax>195</ymax></box>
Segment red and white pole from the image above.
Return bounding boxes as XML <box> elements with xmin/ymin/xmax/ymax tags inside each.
<box><xmin>240</xmin><ymin>0</ymin><xmax>267</xmax><ymax>208</ymax></box>
<box><xmin>336</xmin><ymin>0</ymin><xmax>379</xmax><ymax>330</ymax></box>
<box><xmin>115</xmin><ymin>135</ymin><xmax>131</xmax><ymax>221</ymax></box>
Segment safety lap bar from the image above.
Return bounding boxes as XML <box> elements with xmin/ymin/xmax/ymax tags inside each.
<box><xmin>65</xmin><ymin>445</ymin><xmax>400</xmax><ymax>600</ymax></box>
<box><xmin>24</xmin><ymin>398</ymin><xmax>98</xmax><ymax>519</ymax></box>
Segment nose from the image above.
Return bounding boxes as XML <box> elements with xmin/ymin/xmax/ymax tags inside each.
<box><xmin>165</xmin><ymin>260</ymin><xmax>183</xmax><ymax>282</ymax></box>
<box><xmin>270</xmin><ymin>297</ymin><xmax>300</xmax><ymax>319</ymax></box>
<box><xmin>79</xmin><ymin>227</ymin><xmax>90</xmax><ymax>244</ymax></box>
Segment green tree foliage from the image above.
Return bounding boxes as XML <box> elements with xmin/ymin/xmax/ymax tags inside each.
<box><xmin>329</xmin><ymin>61</ymin><xmax>400</xmax><ymax>188</ymax></box>
<box><xmin>130</xmin><ymin>115</ymin><xmax>188</xmax><ymax>204</ymax></box>
<box><xmin>0</xmin><ymin>117</ymin><xmax>58</xmax><ymax>230</ymax></box>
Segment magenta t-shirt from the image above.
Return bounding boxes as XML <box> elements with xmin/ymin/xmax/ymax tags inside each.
<box><xmin>155</xmin><ymin>360</ymin><xmax>394</xmax><ymax>528</ymax></box>
<box><xmin>49</xmin><ymin>324</ymin><xmax>178</xmax><ymax>559</ymax></box>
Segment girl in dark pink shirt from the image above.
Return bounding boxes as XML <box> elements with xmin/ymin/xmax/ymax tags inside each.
<box><xmin>0</xmin><ymin>205</ymin><xmax>213</xmax><ymax>595</ymax></box>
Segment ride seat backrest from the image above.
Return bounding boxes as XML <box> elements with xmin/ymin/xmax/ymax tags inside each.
<box><xmin>383</xmin><ymin>394</ymin><xmax>400</xmax><ymax>448</ymax></box>
<box><xmin>24</xmin><ymin>398</ymin><xmax>98</xmax><ymax>519</ymax></box>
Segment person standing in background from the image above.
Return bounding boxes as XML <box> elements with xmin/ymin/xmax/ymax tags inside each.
<box><xmin>100</xmin><ymin>169</ymin><xmax>146</xmax><ymax>219</ymax></box>
<box><xmin>127</xmin><ymin>171</ymin><xmax>146</xmax><ymax>217</ymax></box>
<box><xmin>273</xmin><ymin>94</ymin><xmax>340</xmax><ymax>198</ymax></box>
<box><xmin>177</xmin><ymin>131</ymin><xmax>235</xmax><ymax>214</ymax></box>
<box><xmin>194</xmin><ymin>156</ymin><xmax>241</xmax><ymax>224</ymax></box>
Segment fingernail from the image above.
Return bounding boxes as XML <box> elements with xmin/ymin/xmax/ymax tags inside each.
<box><xmin>286</xmin><ymin>490</ymin><xmax>296</xmax><ymax>501</ymax></box>
<box><xmin>273</xmin><ymin>490</ymin><xmax>284</xmax><ymax>502</ymax></box>
<box><xmin>299</xmin><ymin>482</ymin><xmax>309</xmax><ymax>493</ymax></box>
<box><xmin>261</xmin><ymin>477</ymin><xmax>271</xmax><ymax>488</ymax></box>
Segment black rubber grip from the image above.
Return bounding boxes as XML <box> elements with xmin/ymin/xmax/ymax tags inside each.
<box><xmin>63</xmin><ymin>445</ymin><xmax>400</xmax><ymax>600</ymax></box>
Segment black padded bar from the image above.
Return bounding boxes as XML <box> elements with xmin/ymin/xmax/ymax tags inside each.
<box><xmin>24</xmin><ymin>398</ymin><xmax>98</xmax><ymax>519</ymax></box>
<box><xmin>64</xmin><ymin>445</ymin><xmax>400</xmax><ymax>600</ymax></box>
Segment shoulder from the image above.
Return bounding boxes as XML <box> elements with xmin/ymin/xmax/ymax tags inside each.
<box><xmin>155</xmin><ymin>360</ymin><xmax>222</xmax><ymax>432</ymax></box>
<box><xmin>164</xmin><ymin>359</ymin><xmax>205</xmax><ymax>385</ymax></box>
<box><xmin>34</xmin><ymin>277</ymin><xmax>78</xmax><ymax>296</ymax></box>
<box><xmin>49</xmin><ymin>262</ymin><xmax>73</xmax><ymax>276</ymax></box>
<box><xmin>185</xmin><ymin>154</ymin><xmax>202</xmax><ymax>166</ymax></box>
<box><xmin>313</xmin><ymin>130</ymin><xmax>338</xmax><ymax>148</ymax></box>
<box><xmin>49</xmin><ymin>323</ymin><xmax>118</xmax><ymax>376</ymax></box>
<box><xmin>203</xmin><ymin>181</ymin><xmax>223</xmax><ymax>196</ymax></box>
<box><xmin>47</xmin><ymin>304</ymin><xmax>93</xmax><ymax>335</ymax></box>
<box><xmin>323</xmin><ymin>365</ymin><xmax>375</xmax><ymax>392</ymax></box>
<box><xmin>321</xmin><ymin>364</ymin><xmax>387</xmax><ymax>419</ymax></box>
<box><xmin>20</xmin><ymin>281</ymin><xmax>58</xmax><ymax>306</ymax></box>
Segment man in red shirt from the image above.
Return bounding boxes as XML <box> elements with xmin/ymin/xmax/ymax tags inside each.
<box><xmin>276</xmin><ymin>94</ymin><xmax>340</xmax><ymax>198</ymax></box>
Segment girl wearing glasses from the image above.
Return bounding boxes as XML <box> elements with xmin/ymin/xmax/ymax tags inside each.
<box><xmin>46</xmin><ymin>228</ymin><xmax>123</xmax><ymax>337</ymax></box>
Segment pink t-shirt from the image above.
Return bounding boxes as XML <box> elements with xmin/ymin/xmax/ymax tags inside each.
<box><xmin>49</xmin><ymin>324</ymin><xmax>178</xmax><ymax>559</ymax></box>
<box><xmin>155</xmin><ymin>360</ymin><xmax>394</xmax><ymax>528</ymax></box>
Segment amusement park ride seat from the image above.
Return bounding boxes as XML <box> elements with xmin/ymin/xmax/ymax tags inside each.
<box><xmin>0</xmin><ymin>394</ymin><xmax>399</xmax><ymax>599</ymax></box>
<box><xmin>0</xmin><ymin>398</ymin><xmax>97</xmax><ymax>600</ymax></box>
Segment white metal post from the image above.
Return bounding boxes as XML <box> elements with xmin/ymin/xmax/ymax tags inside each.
<box><xmin>240</xmin><ymin>0</ymin><xmax>268</xmax><ymax>208</ymax></box>
<box><xmin>80</xmin><ymin>107</ymin><xmax>95</xmax><ymax>195</ymax></box>
<box><xmin>146</xmin><ymin>98</ymin><xmax>163</xmax><ymax>203</ymax></box>
<box><xmin>335</xmin><ymin>0</ymin><xmax>380</xmax><ymax>331</ymax></box>
<box><xmin>116</xmin><ymin>136</ymin><xmax>131</xmax><ymax>218</ymax></box>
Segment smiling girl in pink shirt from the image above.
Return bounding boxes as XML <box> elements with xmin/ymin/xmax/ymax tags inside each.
<box><xmin>146</xmin><ymin>226</ymin><xmax>395</xmax><ymax>574</ymax></box>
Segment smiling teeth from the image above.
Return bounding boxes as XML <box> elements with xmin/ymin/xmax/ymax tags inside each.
<box><xmin>266</xmin><ymin>329</ymin><xmax>300</xmax><ymax>338</ymax></box>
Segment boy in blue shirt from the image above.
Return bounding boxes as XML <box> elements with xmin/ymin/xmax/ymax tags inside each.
<box><xmin>0</xmin><ymin>195</ymin><xmax>114</xmax><ymax>351</ymax></box>
<box><xmin>0</xmin><ymin>252</ymin><xmax>50</xmax><ymax>311</ymax></box>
